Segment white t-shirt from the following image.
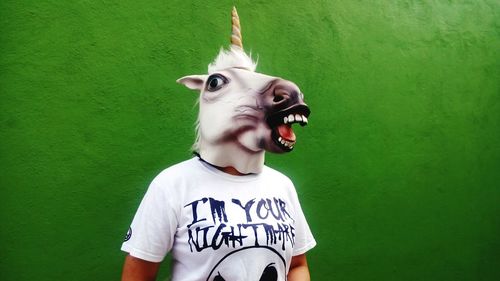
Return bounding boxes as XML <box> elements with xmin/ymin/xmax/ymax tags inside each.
<box><xmin>121</xmin><ymin>157</ymin><xmax>316</xmax><ymax>281</ymax></box>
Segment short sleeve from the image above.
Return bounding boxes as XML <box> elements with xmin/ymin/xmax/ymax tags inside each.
<box><xmin>121</xmin><ymin>179</ymin><xmax>178</xmax><ymax>262</ymax></box>
<box><xmin>290</xmin><ymin>185</ymin><xmax>316</xmax><ymax>256</ymax></box>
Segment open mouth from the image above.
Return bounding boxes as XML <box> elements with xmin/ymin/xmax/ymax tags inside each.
<box><xmin>267</xmin><ymin>104</ymin><xmax>310</xmax><ymax>151</ymax></box>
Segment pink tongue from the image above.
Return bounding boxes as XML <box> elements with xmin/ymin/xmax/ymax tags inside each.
<box><xmin>278</xmin><ymin>124</ymin><xmax>296</xmax><ymax>142</ymax></box>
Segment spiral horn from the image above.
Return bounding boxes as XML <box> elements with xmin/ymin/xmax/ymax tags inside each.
<box><xmin>231</xmin><ymin>6</ymin><xmax>243</xmax><ymax>49</ymax></box>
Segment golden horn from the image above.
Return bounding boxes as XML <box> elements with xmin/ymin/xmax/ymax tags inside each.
<box><xmin>231</xmin><ymin>6</ymin><xmax>243</xmax><ymax>49</ymax></box>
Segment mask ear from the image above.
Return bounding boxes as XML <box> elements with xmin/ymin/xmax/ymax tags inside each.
<box><xmin>176</xmin><ymin>75</ymin><xmax>207</xmax><ymax>91</ymax></box>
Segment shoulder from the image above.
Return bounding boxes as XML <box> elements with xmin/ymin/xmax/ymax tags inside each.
<box><xmin>261</xmin><ymin>165</ymin><xmax>295</xmax><ymax>187</ymax></box>
<box><xmin>150</xmin><ymin>157</ymin><xmax>202</xmax><ymax>189</ymax></box>
<box><xmin>261</xmin><ymin>165</ymin><xmax>305</xmax><ymax>214</ymax></box>
<box><xmin>156</xmin><ymin>157</ymin><xmax>200</xmax><ymax>176</ymax></box>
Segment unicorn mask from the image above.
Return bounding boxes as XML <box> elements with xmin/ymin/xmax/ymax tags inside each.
<box><xmin>177</xmin><ymin>7</ymin><xmax>311</xmax><ymax>174</ymax></box>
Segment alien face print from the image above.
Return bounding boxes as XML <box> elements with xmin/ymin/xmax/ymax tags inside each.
<box><xmin>207</xmin><ymin>246</ymin><xmax>286</xmax><ymax>281</ymax></box>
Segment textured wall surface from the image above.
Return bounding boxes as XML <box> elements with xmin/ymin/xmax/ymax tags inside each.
<box><xmin>1</xmin><ymin>0</ymin><xmax>499</xmax><ymax>280</ymax></box>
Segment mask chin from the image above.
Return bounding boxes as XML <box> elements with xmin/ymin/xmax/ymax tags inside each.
<box><xmin>237</xmin><ymin>124</ymin><xmax>272</xmax><ymax>153</ymax></box>
<box><xmin>236</xmin><ymin>132</ymin><xmax>260</xmax><ymax>152</ymax></box>
<box><xmin>197</xmin><ymin>125</ymin><xmax>267</xmax><ymax>174</ymax></box>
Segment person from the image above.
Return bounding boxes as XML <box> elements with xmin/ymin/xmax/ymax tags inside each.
<box><xmin>121</xmin><ymin>7</ymin><xmax>316</xmax><ymax>281</ymax></box>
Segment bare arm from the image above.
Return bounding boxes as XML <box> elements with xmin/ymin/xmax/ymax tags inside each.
<box><xmin>287</xmin><ymin>254</ymin><xmax>310</xmax><ymax>281</ymax></box>
<box><xmin>121</xmin><ymin>254</ymin><xmax>161</xmax><ymax>281</ymax></box>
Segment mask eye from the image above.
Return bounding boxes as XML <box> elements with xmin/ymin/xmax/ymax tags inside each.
<box><xmin>206</xmin><ymin>74</ymin><xmax>228</xmax><ymax>92</ymax></box>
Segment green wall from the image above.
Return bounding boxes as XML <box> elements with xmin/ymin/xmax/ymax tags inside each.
<box><xmin>1</xmin><ymin>0</ymin><xmax>499</xmax><ymax>280</ymax></box>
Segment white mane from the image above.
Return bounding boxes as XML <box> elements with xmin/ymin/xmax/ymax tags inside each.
<box><xmin>208</xmin><ymin>46</ymin><xmax>257</xmax><ymax>73</ymax></box>
<box><xmin>192</xmin><ymin>112</ymin><xmax>201</xmax><ymax>152</ymax></box>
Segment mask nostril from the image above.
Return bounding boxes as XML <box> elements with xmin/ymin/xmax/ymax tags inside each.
<box><xmin>273</xmin><ymin>95</ymin><xmax>285</xmax><ymax>103</ymax></box>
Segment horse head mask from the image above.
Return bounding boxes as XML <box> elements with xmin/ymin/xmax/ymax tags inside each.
<box><xmin>177</xmin><ymin>7</ymin><xmax>311</xmax><ymax>174</ymax></box>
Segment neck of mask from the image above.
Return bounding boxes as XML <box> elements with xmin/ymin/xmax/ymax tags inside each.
<box><xmin>199</xmin><ymin>140</ymin><xmax>265</xmax><ymax>174</ymax></box>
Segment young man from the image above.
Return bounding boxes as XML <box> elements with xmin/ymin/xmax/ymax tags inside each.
<box><xmin>121</xmin><ymin>7</ymin><xmax>316</xmax><ymax>281</ymax></box>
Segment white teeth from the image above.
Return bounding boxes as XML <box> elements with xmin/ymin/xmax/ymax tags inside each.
<box><xmin>281</xmin><ymin>113</ymin><xmax>307</xmax><ymax>126</ymax></box>
<box><xmin>277</xmin><ymin>136</ymin><xmax>295</xmax><ymax>149</ymax></box>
